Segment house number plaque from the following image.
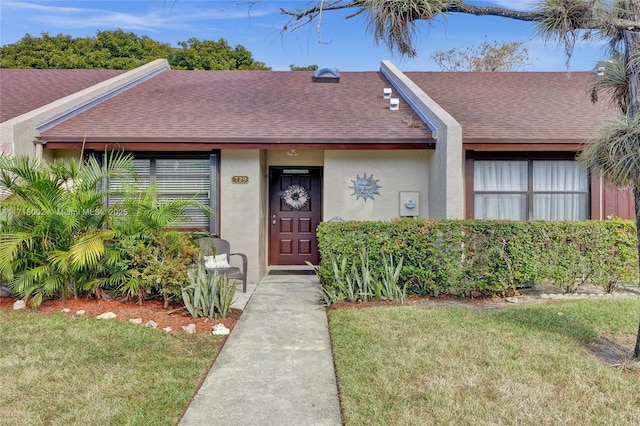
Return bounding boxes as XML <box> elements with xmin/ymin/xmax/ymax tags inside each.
<box><xmin>231</xmin><ymin>176</ymin><xmax>249</xmax><ymax>184</ymax></box>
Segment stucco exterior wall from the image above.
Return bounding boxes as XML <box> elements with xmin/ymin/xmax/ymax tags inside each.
<box><xmin>267</xmin><ymin>150</ymin><xmax>324</xmax><ymax>167</ymax></box>
<box><xmin>323</xmin><ymin>150</ymin><xmax>432</xmax><ymax>221</ymax></box>
<box><xmin>380</xmin><ymin>60</ymin><xmax>464</xmax><ymax>219</ymax></box>
<box><xmin>220</xmin><ymin>149</ymin><xmax>265</xmax><ymax>284</ymax></box>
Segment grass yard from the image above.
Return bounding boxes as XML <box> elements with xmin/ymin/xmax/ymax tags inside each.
<box><xmin>329</xmin><ymin>299</ymin><xmax>640</xmax><ymax>426</ymax></box>
<box><xmin>0</xmin><ymin>310</ymin><xmax>219</xmax><ymax>426</ymax></box>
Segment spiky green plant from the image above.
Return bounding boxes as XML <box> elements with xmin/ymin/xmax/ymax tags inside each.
<box><xmin>381</xmin><ymin>253</ymin><xmax>406</xmax><ymax>302</ymax></box>
<box><xmin>182</xmin><ymin>260</ymin><xmax>236</xmax><ymax>319</ymax></box>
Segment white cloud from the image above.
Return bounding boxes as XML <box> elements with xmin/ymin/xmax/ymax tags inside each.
<box><xmin>1</xmin><ymin>1</ymin><xmax>277</xmax><ymax>34</ymax></box>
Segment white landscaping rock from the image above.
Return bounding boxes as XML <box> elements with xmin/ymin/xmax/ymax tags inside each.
<box><xmin>145</xmin><ymin>320</ymin><xmax>158</xmax><ymax>329</ymax></box>
<box><xmin>96</xmin><ymin>312</ymin><xmax>116</xmax><ymax>320</ymax></box>
<box><xmin>61</xmin><ymin>308</ymin><xmax>71</xmax><ymax>313</ymax></box>
<box><xmin>128</xmin><ymin>318</ymin><xmax>143</xmax><ymax>324</ymax></box>
<box><xmin>182</xmin><ymin>324</ymin><xmax>197</xmax><ymax>334</ymax></box>
<box><xmin>12</xmin><ymin>300</ymin><xmax>26</xmax><ymax>310</ymax></box>
<box><xmin>163</xmin><ymin>327</ymin><xmax>173</xmax><ymax>333</ymax></box>
<box><xmin>212</xmin><ymin>324</ymin><xmax>230</xmax><ymax>335</ymax></box>
<box><xmin>75</xmin><ymin>310</ymin><xmax>86</xmax><ymax>316</ymax></box>
<box><xmin>506</xmin><ymin>297</ymin><xmax>519</xmax><ymax>303</ymax></box>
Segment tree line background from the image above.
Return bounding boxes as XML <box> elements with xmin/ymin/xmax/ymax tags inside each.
<box><xmin>0</xmin><ymin>29</ymin><xmax>271</xmax><ymax>70</ymax></box>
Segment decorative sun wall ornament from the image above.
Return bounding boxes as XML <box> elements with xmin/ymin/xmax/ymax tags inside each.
<box><xmin>282</xmin><ymin>184</ymin><xmax>310</xmax><ymax>210</ymax></box>
<box><xmin>350</xmin><ymin>173</ymin><xmax>381</xmax><ymax>202</ymax></box>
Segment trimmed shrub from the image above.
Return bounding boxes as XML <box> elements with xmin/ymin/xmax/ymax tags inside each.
<box><xmin>316</xmin><ymin>219</ymin><xmax>638</xmax><ymax>297</ymax></box>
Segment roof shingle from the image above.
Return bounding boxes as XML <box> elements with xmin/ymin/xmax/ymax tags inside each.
<box><xmin>40</xmin><ymin>70</ymin><xmax>431</xmax><ymax>146</ymax></box>
<box><xmin>0</xmin><ymin>69</ymin><xmax>125</xmax><ymax>123</ymax></box>
<box><xmin>404</xmin><ymin>71</ymin><xmax>617</xmax><ymax>144</ymax></box>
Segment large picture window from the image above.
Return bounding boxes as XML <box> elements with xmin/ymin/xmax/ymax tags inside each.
<box><xmin>106</xmin><ymin>153</ymin><xmax>218</xmax><ymax>233</ymax></box>
<box><xmin>474</xmin><ymin>160</ymin><xmax>589</xmax><ymax>220</ymax></box>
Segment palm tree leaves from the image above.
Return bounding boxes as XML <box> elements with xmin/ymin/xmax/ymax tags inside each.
<box><xmin>1</xmin><ymin>151</ymin><xmax>207</xmax><ymax>306</ymax></box>
<box><xmin>590</xmin><ymin>53</ymin><xmax>628</xmax><ymax>112</ymax></box>
<box><xmin>0</xmin><ymin>152</ymin><xmax>134</xmax><ymax>305</ymax></box>
<box><xmin>578</xmin><ymin>114</ymin><xmax>640</xmax><ymax>187</ymax></box>
<box><xmin>67</xmin><ymin>229</ymin><xmax>117</xmax><ymax>268</ymax></box>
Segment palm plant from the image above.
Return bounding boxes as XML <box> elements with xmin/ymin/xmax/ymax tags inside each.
<box><xmin>109</xmin><ymin>184</ymin><xmax>212</xmax><ymax>307</ymax></box>
<box><xmin>580</xmin><ymin>53</ymin><xmax>640</xmax><ymax>272</ymax></box>
<box><xmin>579</xmin><ymin>50</ymin><xmax>640</xmax><ymax>358</ymax></box>
<box><xmin>0</xmin><ymin>152</ymin><xmax>133</xmax><ymax>306</ymax></box>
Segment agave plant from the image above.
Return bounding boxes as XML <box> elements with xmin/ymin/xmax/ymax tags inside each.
<box><xmin>0</xmin><ymin>152</ymin><xmax>134</xmax><ymax>306</ymax></box>
<box><xmin>182</xmin><ymin>259</ymin><xmax>236</xmax><ymax>319</ymax></box>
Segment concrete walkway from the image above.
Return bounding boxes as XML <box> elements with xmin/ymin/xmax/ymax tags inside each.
<box><xmin>178</xmin><ymin>274</ymin><xmax>343</xmax><ymax>426</ymax></box>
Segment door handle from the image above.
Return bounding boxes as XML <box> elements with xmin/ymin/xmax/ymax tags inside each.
<box><xmin>272</xmin><ymin>214</ymin><xmax>277</xmax><ymax>225</ymax></box>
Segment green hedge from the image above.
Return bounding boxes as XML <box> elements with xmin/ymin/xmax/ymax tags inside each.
<box><xmin>316</xmin><ymin>219</ymin><xmax>639</xmax><ymax>297</ymax></box>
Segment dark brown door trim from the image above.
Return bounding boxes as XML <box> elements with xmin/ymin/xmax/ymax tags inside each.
<box><xmin>269</xmin><ymin>167</ymin><xmax>323</xmax><ymax>265</ymax></box>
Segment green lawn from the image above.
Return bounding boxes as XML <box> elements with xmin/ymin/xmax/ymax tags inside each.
<box><xmin>0</xmin><ymin>311</ymin><xmax>219</xmax><ymax>426</ymax></box>
<box><xmin>329</xmin><ymin>299</ymin><xmax>640</xmax><ymax>426</ymax></box>
<box><xmin>3</xmin><ymin>298</ymin><xmax>639</xmax><ymax>425</ymax></box>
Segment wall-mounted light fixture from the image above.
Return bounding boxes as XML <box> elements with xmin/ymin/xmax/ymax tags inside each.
<box><xmin>389</xmin><ymin>98</ymin><xmax>400</xmax><ymax>110</ymax></box>
<box><xmin>286</xmin><ymin>149</ymin><xmax>301</xmax><ymax>156</ymax></box>
<box><xmin>383</xmin><ymin>88</ymin><xmax>392</xmax><ymax>99</ymax></box>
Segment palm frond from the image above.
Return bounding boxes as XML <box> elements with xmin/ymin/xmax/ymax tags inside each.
<box><xmin>0</xmin><ymin>232</ymin><xmax>30</xmax><ymax>279</ymax></box>
<box><xmin>81</xmin><ymin>151</ymin><xmax>134</xmax><ymax>190</ymax></box>
<box><xmin>0</xmin><ymin>156</ymin><xmax>47</xmax><ymax>188</ymax></box>
<box><xmin>11</xmin><ymin>264</ymin><xmax>55</xmax><ymax>304</ymax></box>
<box><xmin>41</xmin><ymin>272</ymin><xmax>72</xmax><ymax>300</ymax></box>
<box><xmin>67</xmin><ymin>230</ymin><xmax>115</xmax><ymax>268</ymax></box>
<box><xmin>590</xmin><ymin>53</ymin><xmax>628</xmax><ymax>113</ymax></box>
<box><xmin>578</xmin><ymin>114</ymin><xmax>640</xmax><ymax>187</ymax></box>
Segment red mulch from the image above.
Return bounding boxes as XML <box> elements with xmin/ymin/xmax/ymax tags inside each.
<box><xmin>0</xmin><ymin>296</ymin><xmax>240</xmax><ymax>336</ymax></box>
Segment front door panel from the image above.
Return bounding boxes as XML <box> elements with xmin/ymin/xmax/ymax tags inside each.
<box><xmin>269</xmin><ymin>167</ymin><xmax>322</xmax><ymax>265</ymax></box>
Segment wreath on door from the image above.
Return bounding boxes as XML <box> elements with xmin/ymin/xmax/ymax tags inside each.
<box><xmin>282</xmin><ymin>184</ymin><xmax>310</xmax><ymax>210</ymax></box>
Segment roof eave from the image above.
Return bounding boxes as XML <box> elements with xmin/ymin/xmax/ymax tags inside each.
<box><xmin>42</xmin><ymin>135</ymin><xmax>436</xmax><ymax>151</ymax></box>
<box><xmin>463</xmin><ymin>138</ymin><xmax>591</xmax><ymax>151</ymax></box>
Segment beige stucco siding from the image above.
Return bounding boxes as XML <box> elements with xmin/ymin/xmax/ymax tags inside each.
<box><xmin>323</xmin><ymin>150</ymin><xmax>431</xmax><ymax>221</ymax></box>
<box><xmin>219</xmin><ymin>149</ymin><xmax>266</xmax><ymax>284</ymax></box>
<box><xmin>380</xmin><ymin>60</ymin><xmax>464</xmax><ymax>219</ymax></box>
<box><xmin>267</xmin><ymin>150</ymin><xmax>324</xmax><ymax>167</ymax></box>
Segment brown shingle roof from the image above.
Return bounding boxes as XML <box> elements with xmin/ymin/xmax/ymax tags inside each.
<box><xmin>404</xmin><ymin>71</ymin><xmax>618</xmax><ymax>145</ymax></box>
<box><xmin>40</xmin><ymin>70</ymin><xmax>432</xmax><ymax>149</ymax></box>
<box><xmin>0</xmin><ymin>69</ymin><xmax>125</xmax><ymax>123</ymax></box>
<box><xmin>8</xmin><ymin>68</ymin><xmax>615</xmax><ymax>150</ymax></box>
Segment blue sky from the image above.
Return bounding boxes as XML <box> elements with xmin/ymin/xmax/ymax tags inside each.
<box><xmin>0</xmin><ymin>0</ymin><xmax>610</xmax><ymax>71</ymax></box>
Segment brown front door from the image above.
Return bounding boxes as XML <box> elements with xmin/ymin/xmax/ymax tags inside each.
<box><xmin>269</xmin><ymin>167</ymin><xmax>322</xmax><ymax>265</ymax></box>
